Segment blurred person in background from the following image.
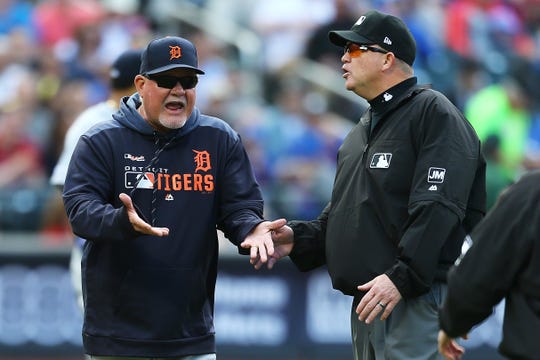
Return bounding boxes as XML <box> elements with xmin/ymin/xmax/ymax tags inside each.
<box><xmin>50</xmin><ymin>48</ymin><xmax>142</xmax><ymax>312</ymax></box>
<box><xmin>32</xmin><ymin>0</ymin><xmax>105</xmax><ymax>50</ymax></box>
<box><xmin>249</xmin><ymin>0</ymin><xmax>335</xmax><ymax>103</ymax></box>
<box><xmin>0</xmin><ymin>29</ymin><xmax>35</xmax><ymax>109</ymax></box>
<box><xmin>42</xmin><ymin>79</ymin><xmax>93</xmax><ymax>177</ymax></box>
<box><xmin>62</xmin><ymin>35</ymin><xmax>285</xmax><ymax>359</ymax></box>
<box><xmin>96</xmin><ymin>0</ymin><xmax>150</xmax><ymax>64</ymax></box>
<box><xmin>60</xmin><ymin>21</ymin><xmax>110</xmax><ymax>106</ymax></box>
<box><xmin>438</xmin><ymin>169</ymin><xmax>540</xmax><ymax>360</ymax></box>
<box><xmin>267</xmin><ymin>9</ymin><xmax>486</xmax><ymax>359</ymax></box>
<box><xmin>303</xmin><ymin>0</ymin><xmax>365</xmax><ymax>122</ymax></box>
<box><xmin>305</xmin><ymin>0</ymin><xmax>359</xmax><ymax>68</ymax></box>
<box><xmin>0</xmin><ymin>101</ymin><xmax>45</xmax><ymax>189</ymax></box>
<box><xmin>256</xmin><ymin>77</ymin><xmax>346</xmax><ymax>221</ymax></box>
<box><xmin>250</xmin><ymin>0</ymin><xmax>334</xmax><ymax>74</ymax></box>
<box><xmin>465</xmin><ymin>76</ymin><xmax>531</xmax><ymax>181</ymax></box>
<box><xmin>187</xmin><ymin>29</ymin><xmax>236</xmax><ymax>114</ymax></box>
<box><xmin>444</xmin><ymin>0</ymin><xmax>530</xmax><ymax>75</ymax></box>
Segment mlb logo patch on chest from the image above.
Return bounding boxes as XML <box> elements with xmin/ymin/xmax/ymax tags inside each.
<box><xmin>370</xmin><ymin>153</ymin><xmax>392</xmax><ymax>168</ymax></box>
<box><xmin>427</xmin><ymin>167</ymin><xmax>446</xmax><ymax>183</ymax></box>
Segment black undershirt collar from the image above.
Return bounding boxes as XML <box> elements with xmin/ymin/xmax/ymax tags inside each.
<box><xmin>368</xmin><ymin>77</ymin><xmax>417</xmax><ymax>133</ymax></box>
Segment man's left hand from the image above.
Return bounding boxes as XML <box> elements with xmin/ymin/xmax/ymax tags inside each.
<box><xmin>356</xmin><ymin>274</ymin><xmax>402</xmax><ymax>323</ymax></box>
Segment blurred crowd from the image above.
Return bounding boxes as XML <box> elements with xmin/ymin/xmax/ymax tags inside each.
<box><xmin>2</xmin><ymin>0</ymin><xmax>540</xmax><ymax>237</ymax></box>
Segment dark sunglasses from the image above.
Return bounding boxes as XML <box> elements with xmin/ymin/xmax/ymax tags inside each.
<box><xmin>146</xmin><ymin>74</ymin><xmax>199</xmax><ymax>89</ymax></box>
<box><xmin>344</xmin><ymin>43</ymin><xmax>389</xmax><ymax>58</ymax></box>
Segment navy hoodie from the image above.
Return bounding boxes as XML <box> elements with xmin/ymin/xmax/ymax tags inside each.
<box><xmin>63</xmin><ymin>94</ymin><xmax>264</xmax><ymax>357</ymax></box>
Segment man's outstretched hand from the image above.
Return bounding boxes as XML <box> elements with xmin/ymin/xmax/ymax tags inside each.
<box><xmin>240</xmin><ymin>218</ymin><xmax>287</xmax><ymax>269</ymax></box>
<box><xmin>248</xmin><ymin>223</ymin><xmax>294</xmax><ymax>270</ymax></box>
<box><xmin>119</xmin><ymin>193</ymin><xmax>169</xmax><ymax>237</ymax></box>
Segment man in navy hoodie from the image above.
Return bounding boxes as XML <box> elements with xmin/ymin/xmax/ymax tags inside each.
<box><xmin>63</xmin><ymin>35</ymin><xmax>285</xmax><ymax>360</ymax></box>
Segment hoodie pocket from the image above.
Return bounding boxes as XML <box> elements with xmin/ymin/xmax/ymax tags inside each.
<box><xmin>114</xmin><ymin>267</ymin><xmax>211</xmax><ymax>339</ymax></box>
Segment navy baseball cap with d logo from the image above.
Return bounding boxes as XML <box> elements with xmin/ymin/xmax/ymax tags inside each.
<box><xmin>140</xmin><ymin>36</ymin><xmax>205</xmax><ymax>75</ymax></box>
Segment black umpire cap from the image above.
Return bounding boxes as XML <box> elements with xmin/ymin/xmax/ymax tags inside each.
<box><xmin>328</xmin><ymin>10</ymin><xmax>416</xmax><ymax>66</ymax></box>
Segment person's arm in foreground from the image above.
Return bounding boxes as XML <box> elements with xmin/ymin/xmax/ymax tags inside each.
<box><xmin>438</xmin><ymin>172</ymin><xmax>538</xmax><ymax>359</ymax></box>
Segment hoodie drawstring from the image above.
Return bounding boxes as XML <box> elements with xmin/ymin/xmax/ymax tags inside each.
<box><xmin>130</xmin><ymin>133</ymin><xmax>174</xmax><ymax>226</ymax></box>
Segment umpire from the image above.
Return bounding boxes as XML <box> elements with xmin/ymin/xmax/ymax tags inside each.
<box><xmin>269</xmin><ymin>9</ymin><xmax>487</xmax><ymax>360</ymax></box>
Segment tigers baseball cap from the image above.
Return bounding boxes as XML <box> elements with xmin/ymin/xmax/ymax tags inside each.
<box><xmin>110</xmin><ymin>49</ymin><xmax>142</xmax><ymax>89</ymax></box>
<box><xmin>328</xmin><ymin>10</ymin><xmax>416</xmax><ymax>66</ymax></box>
<box><xmin>140</xmin><ymin>36</ymin><xmax>205</xmax><ymax>75</ymax></box>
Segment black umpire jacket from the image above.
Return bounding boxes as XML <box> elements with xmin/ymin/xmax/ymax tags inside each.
<box><xmin>289</xmin><ymin>77</ymin><xmax>486</xmax><ymax>299</ymax></box>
